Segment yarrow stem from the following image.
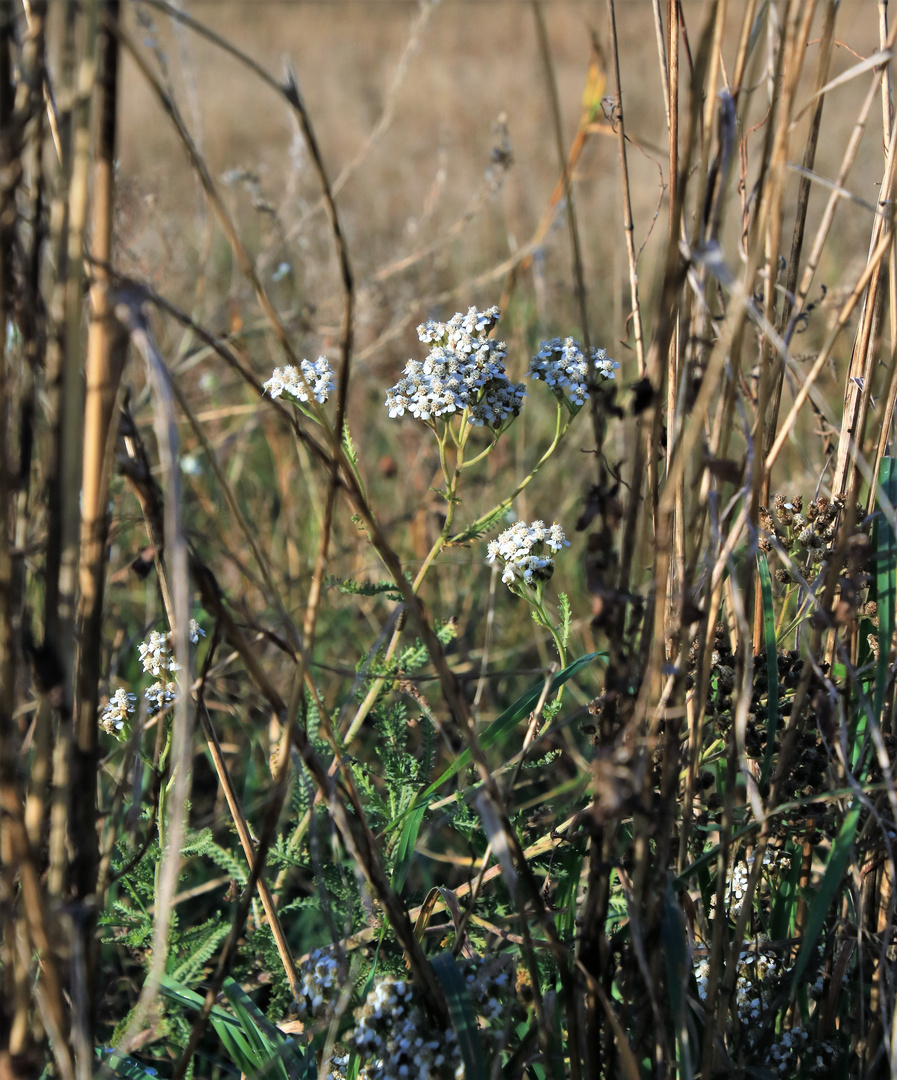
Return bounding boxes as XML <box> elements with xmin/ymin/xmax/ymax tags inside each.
<box><xmin>414</xmin><ymin>430</ymin><xmax>468</xmax><ymax>592</ymax></box>
<box><xmin>451</xmin><ymin>401</ymin><xmax>569</xmax><ymax>545</ymax></box>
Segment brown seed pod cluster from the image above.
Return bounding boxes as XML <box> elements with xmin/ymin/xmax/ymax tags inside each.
<box><xmin>758</xmin><ymin>493</ymin><xmax>848</xmax><ymax>564</ymax></box>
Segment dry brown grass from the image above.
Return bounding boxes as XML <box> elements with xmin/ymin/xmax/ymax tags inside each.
<box><xmin>5</xmin><ymin>2</ymin><xmax>897</xmax><ymax>1078</ymax></box>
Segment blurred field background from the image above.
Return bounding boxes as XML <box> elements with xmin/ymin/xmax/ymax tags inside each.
<box><xmin>114</xmin><ymin>0</ymin><xmax>883</xmax><ymax>351</ymax></box>
<box><xmin>7</xmin><ymin>1</ymin><xmax>897</xmax><ymax>1076</ymax></box>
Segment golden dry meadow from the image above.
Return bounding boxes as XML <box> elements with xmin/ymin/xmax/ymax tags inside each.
<box><xmin>3</xmin><ymin>2</ymin><xmax>897</xmax><ymax>1078</ymax></box>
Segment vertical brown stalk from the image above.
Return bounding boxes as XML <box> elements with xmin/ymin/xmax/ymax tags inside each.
<box><xmin>42</xmin><ymin>0</ymin><xmax>79</xmax><ymax>704</ymax></box>
<box><xmin>71</xmin><ymin>1</ymin><xmax>122</xmax><ymax>1067</ymax></box>
<box><xmin>0</xmin><ymin>4</ymin><xmax>75</xmax><ymax>1076</ymax></box>
<box><xmin>0</xmin><ymin>3</ymin><xmax>21</xmax><ymax>1074</ymax></box>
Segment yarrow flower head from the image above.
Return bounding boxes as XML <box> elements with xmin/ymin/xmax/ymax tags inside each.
<box><xmin>385</xmin><ymin>305</ymin><xmax>526</xmax><ymax>428</ymax></box>
<box><xmin>486</xmin><ymin>519</ymin><xmax>570</xmax><ymax>589</ymax></box>
<box><xmin>294</xmin><ymin>948</ymin><xmax>344</xmax><ymax>1024</ymax></box>
<box><xmin>529</xmin><ymin>337</ymin><xmax>618</xmax><ymax>407</ymax></box>
<box><xmin>100</xmin><ymin>688</ymin><xmax>136</xmax><ymax>737</ymax></box>
<box><xmin>144</xmin><ymin>681</ymin><xmax>177</xmax><ymax>717</ymax></box>
<box><xmin>137</xmin><ymin>621</ymin><xmax>203</xmax><ymax>679</ymax></box>
<box><xmin>264</xmin><ymin>356</ymin><xmax>335</xmax><ymax>404</ymax></box>
<box><xmin>102</xmin><ymin>621</ymin><xmax>205</xmax><ymax>736</ymax></box>
<box><xmin>352</xmin><ymin>976</ymin><xmax>459</xmax><ymax>1080</ymax></box>
<box><xmin>138</xmin><ymin>630</ymin><xmax>180</xmax><ymax>678</ymax></box>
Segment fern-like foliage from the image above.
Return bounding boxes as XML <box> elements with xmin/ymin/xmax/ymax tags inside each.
<box><xmin>350</xmin><ymin>703</ymin><xmax>438</xmax><ymax>857</ymax></box>
<box><xmin>168</xmin><ymin>918</ymin><xmax>230</xmax><ymax>984</ymax></box>
<box><xmin>327</xmin><ymin>574</ymin><xmax>403</xmax><ymax>601</ymax></box>
<box><xmin>204</xmin><ymin>840</ymin><xmax>249</xmax><ymax>885</ymax></box>
<box><xmin>395</xmin><ymin>619</ymin><xmax>458</xmax><ymax>674</ymax></box>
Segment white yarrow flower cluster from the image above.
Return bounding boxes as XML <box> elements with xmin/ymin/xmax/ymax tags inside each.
<box><xmin>765</xmin><ymin>1026</ymin><xmax>836</xmax><ymax>1076</ymax></box>
<box><xmin>294</xmin><ymin>948</ymin><xmax>343</xmax><ymax>1023</ymax></box>
<box><xmin>324</xmin><ymin>1054</ymin><xmax>349</xmax><ymax>1080</ymax></box>
<box><xmin>138</xmin><ymin>630</ymin><xmax>180</xmax><ymax>678</ymax></box>
<box><xmin>695</xmin><ymin>946</ymin><xmax>832</xmax><ymax>1072</ymax></box>
<box><xmin>100</xmin><ymin>688</ymin><xmax>136</xmax><ymax>735</ymax></box>
<box><xmin>352</xmin><ymin>976</ymin><xmax>460</xmax><ymax>1080</ymax></box>
<box><xmin>264</xmin><ymin>357</ymin><xmax>335</xmax><ymax>404</ymax></box>
<box><xmin>137</xmin><ymin>621</ymin><xmax>204</xmax><ymax>679</ymax></box>
<box><xmin>385</xmin><ymin>306</ymin><xmax>525</xmax><ymax>428</ymax></box>
<box><xmin>693</xmin><ymin>939</ymin><xmax>786</xmax><ymax>1023</ymax></box>
<box><xmin>487</xmin><ymin>520</ymin><xmax>570</xmax><ymax>586</ymax></box>
<box><xmin>529</xmin><ymin>337</ymin><xmax>618</xmax><ymax>406</ymax></box>
<box><xmin>709</xmin><ymin>848</ymin><xmax>788</xmax><ymax>919</ymax></box>
<box><xmin>145</xmin><ymin>681</ymin><xmax>177</xmax><ymax>717</ymax></box>
<box><xmin>461</xmin><ymin>956</ymin><xmax>517</xmax><ymax>1029</ymax></box>
<box><xmin>101</xmin><ymin>621</ymin><xmax>204</xmax><ymax>736</ymax></box>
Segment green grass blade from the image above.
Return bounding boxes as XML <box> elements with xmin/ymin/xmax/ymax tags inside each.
<box><xmin>345</xmin><ymin>1052</ymin><xmax>361</xmax><ymax>1080</ymax></box>
<box><xmin>660</xmin><ymin>881</ymin><xmax>694</xmax><ymax>1080</ymax></box>
<box><xmin>660</xmin><ymin>884</ymin><xmax>687</xmax><ymax>1027</ymax></box>
<box><xmin>96</xmin><ymin>1048</ymin><xmax>164</xmax><ymax>1079</ymax></box>
<box><xmin>390</xmin><ymin>802</ymin><xmax>427</xmax><ymax>891</ymax></box>
<box><xmin>222</xmin><ymin>977</ymin><xmax>302</xmax><ymax>1079</ymax></box>
<box><xmin>223</xmin><ymin>976</ymin><xmax>293</xmax><ymax>1048</ymax></box>
<box><xmin>874</xmin><ymin>457</ymin><xmax>897</xmax><ymax>725</ymax></box>
<box><xmin>157</xmin><ymin>974</ymin><xmax>243</xmax><ymax>1032</ymax></box>
<box><xmin>385</xmin><ymin>652</ymin><xmax>603</xmax><ymax>834</ymax></box>
<box><xmin>768</xmin><ymin>842</ymin><xmax>801</xmax><ymax>941</ymax></box>
<box><xmin>790</xmin><ymin>801</ymin><xmax>861</xmax><ymax>991</ymax></box>
<box><xmin>159</xmin><ymin>975</ymin><xmax>296</xmax><ymax>1078</ymax></box>
<box><xmin>431</xmin><ymin>952</ymin><xmax>486</xmax><ymax>1080</ymax></box>
<box><xmin>221</xmin><ymin>992</ymin><xmax>271</xmax><ymax>1066</ymax></box>
<box><xmin>757</xmin><ymin>554</ymin><xmax>779</xmax><ymax>787</ymax></box>
<box><xmin>553</xmin><ymin>845</ymin><xmax>586</xmax><ymax>942</ymax></box>
<box><xmin>503</xmin><ymin>1021</ymin><xmax>540</xmax><ymax>1079</ymax></box>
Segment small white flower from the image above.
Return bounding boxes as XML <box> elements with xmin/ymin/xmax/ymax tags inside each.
<box><xmin>139</xmin><ymin>623</ymin><xmax>202</xmax><ymax>677</ymax></box>
<box><xmin>295</xmin><ymin>948</ymin><xmax>343</xmax><ymax>1022</ymax></box>
<box><xmin>139</xmin><ymin>630</ymin><xmax>177</xmax><ymax>678</ymax></box>
<box><xmin>264</xmin><ymin>356</ymin><xmax>335</xmax><ymax>404</ymax></box>
<box><xmin>487</xmin><ymin>519</ymin><xmax>569</xmax><ymax>588</ymax></box>
<box><xmin>100</xmin><ymin>688</ymin><xmax>136</xmax><ymax>734</ymax></box>
<box><xmin>529</xmin><ymin>337</ymin><xmax>619</xmax><ymax>405</ymax></box>
<box><xmin>145</xmin><ymin>681</ymin><xmax>177</xmax><ymax>716</ymax></box>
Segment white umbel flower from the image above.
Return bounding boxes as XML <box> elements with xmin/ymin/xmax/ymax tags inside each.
<box><xmin>385</xmin><ymin>306</ymin><xmax>525</xmax><ymax>428</ymax></box>
<box><xmin>100</xmin><ymin>688</ymin><xmax>136</xmax><ymax>735</ymax></box>
<box><xmin>529</xmin><ymin>337</ymin><xmax>618</xmax><ymax>406</ymax></box>
<box><xmin>264</xmin><ymin>356</ymin><xmax>335</xmax><ymax>404</ymax></box>
<box><xmin>294</xmin><ymin>948</ymin><xmax>343</xmax><ymax>1023</ymax></box>
<box><xmin>138</xmin><ymin>630</ymin><xmax>179</xmax><ymax>678</ymax></box>
<box><xmin>144</xmin><ymin>681</ymin><xmax>177</xmax><ymax>716</ymax></box>
<box><xmin>486</xmin><ymin>519</ymin><xmax>570</xmax><ymax>586</ymax></box>
<box><xmin>352</xmin><ymin>976</ymin><xmax>459</xmax><ymax>1080</ymax></box>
